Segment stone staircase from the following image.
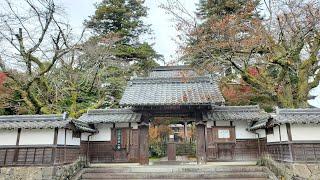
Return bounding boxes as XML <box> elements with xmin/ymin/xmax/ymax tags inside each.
<box><xmin>76</xmin><ymin>165</ymin><xmax>275</xmax><ymax>180</ymax></box>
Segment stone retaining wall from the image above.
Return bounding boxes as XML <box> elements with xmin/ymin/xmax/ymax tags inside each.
<box><xmin>0</xmin><ymin>158</ymin><xmax>85</xmax><ymax>180</ymax></box>
<box><xmin>258</xmin><ymin>155</ymin><xmax>320</xmax><ymax>179</ymax></box>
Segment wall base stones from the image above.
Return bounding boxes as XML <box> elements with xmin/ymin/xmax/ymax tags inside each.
<box><xmin>0</xmin><ymin>157</ymin><xmax>86</xmax><ymax>180</ymax></box>
<box><xmin>258</xmin><ymin>155</ymin><xmax>320</xmax><ymax>179</ymax></box>
<box><xmin>289</xmin><ymin>164</ymin><xmax>320</xmax><ymax>179</ymax></box>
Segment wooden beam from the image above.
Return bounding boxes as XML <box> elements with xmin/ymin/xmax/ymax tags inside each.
<box><xmin>16</xmin><ymin>128</ymin><xmax>21</xmax><ymax>146</ymax></box>
<box><xmin>195</xmin><ymin>111</ymin><xmax>207</xmax><ymax>164</ymax></box>
<box><xmin>286</xmin><ymin>123</ymin><xmax>294</xmax><ymax>162</ymax></box>
<box><xmin>64</xmin><ymin>129</ymin><xmax>67</xmax><ymax>164</ymax></box>
<box><xmin>286</xmin><ymin>123</ymin><xmax>292</xmax><ymax>141</ymax></box>
<box><xmin>51</xmin><ymin>128</ymin><xmax>58</xmax><ymax>165</ymax></box>
<box><xmin>138</xmin><ymin>114</ymin><xmax>149</xmax><ymax>165</ymax></box>
<box><xmin>13</xmin><ymin>128</ymin><xmax>21</xmax><ymax>163</ymax></box>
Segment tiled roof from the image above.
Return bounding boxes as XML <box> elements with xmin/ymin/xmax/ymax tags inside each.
<box><xmin>203</xmin><ymin>105</ymin><xmax>270</xmax><ymax>121</ymax></box>
<box><xmin>274</xmin><ymin>108</ymin><xmax>320</xmax><ymax>124</ymax></box>
<box><xmin>0</xmin><ymin>114</ymin><xmax>96</xmax><ymax>132</ymax></box>
<box><xmin>149</xmin><ymin>70</ymin><xmax>197</xmax><ymax>78</ymax></box>
<box><xmin>248</xmin><ymin>120</ymin><xmax>268</xmax><ymax>131</ymax></box>
<box><xmin>150</xmin><ymin>66</ymin><xmax>197</xmax><ymax>78</ymax></box>
<box><xmin>79</xmin><ymin>109</ymin><xmax>142</xmax><ymax>124</ymax></box>
<box><xmin>152</xmin><ymin>66</ymin><xmax>192</xmax><ymax>71</ymax></box>
<box><xmin>120</xmin><ymin>75</ymin><xmax>225</xmax><ymax>106</ymax></box>
<box><xmin>72</xmin><ymin>120</ymin><xmax>97</xmax><ymax>133</ymax></box>
<box><xmin>0</xmin><ymin>115</ymin><xmax>68</xmax><ymax>129</ymax></box>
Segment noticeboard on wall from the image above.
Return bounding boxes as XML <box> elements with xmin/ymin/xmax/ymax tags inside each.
<box><xmin>218</xmin><ymin>129</ymin><xmax>230</xmax><ymax>139</ymax></box>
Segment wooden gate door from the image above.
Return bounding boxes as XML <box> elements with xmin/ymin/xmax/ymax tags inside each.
<box><xmin>112</xmin><ymin>128</ymin><xmax>129</xmax><ymax>162</ymax></box>
<box><xmin>217</xmin><ymin>143</ymin><xmax>235</xmax><ymax>160</ymax></box>
<box><xmin>207</xmin><ymin>126</ymin><xmax>236</xmax><ymax>161</ymax></box>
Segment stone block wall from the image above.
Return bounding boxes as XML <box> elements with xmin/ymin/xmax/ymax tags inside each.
<box><xmin>0</xmin><ymin>157</ymin><xmax>85</xmax><ymax>180</ymax></box>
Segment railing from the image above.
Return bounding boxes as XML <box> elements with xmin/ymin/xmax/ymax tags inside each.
<box><xmin>0</xmin><ymin>145</ymin><xmax>80</xmax><ymax>167</ymax></box>
<box><xmin>267</xmin><ymin>142</ymin><xmax>320</xmax><ymax>163</ymax></box>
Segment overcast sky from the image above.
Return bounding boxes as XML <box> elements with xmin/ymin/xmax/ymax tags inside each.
<box><xmin>62</xmin><ymin>0</ymin><xmax>196</xmax><ymax>65</ymax></box>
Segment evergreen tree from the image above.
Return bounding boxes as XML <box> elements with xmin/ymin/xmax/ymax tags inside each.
<box><xmin>197</xmin><ymin>0</ymin><xmax>250</xmax><ymax>20</ymax></box>
<box><xmin>86</xmin><ymin>0</ymin><xmax>161</xmax><ymax>74</ymax></box>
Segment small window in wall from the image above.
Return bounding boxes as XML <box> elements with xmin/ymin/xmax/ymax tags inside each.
<box><xmin>116</xmin><ymin>129</ymin><xmax>122</xmax><ymax>150</ymax></box>
<box><xmin>266</xmin><ymin>127</ymin><xmax>274</xmax><ymax>135</ymax></box>
<box><xmin>72</xmin><ymin>131</ymin><xmax>81</xmax><ymax>138</ymax></box>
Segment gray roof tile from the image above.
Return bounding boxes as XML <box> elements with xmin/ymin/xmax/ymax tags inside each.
<box><xmin>120</xmin><ymin>75</ymin><xmax>225</xmax><ymax>106</ymax></box>
<box><xmin>203</xmin><ymin>105</ymin><xmax>269</xmax><ymax>121</ymax></box>
<box><xmin>0</xmin><ymin>114</ymin><xmax>96</xmax><ymax>132</ymax></box>
<box><xmin>0</xmin><ymin>114</ymin><xmax>68</xmax><ymax>129</ymax></box>
<box><xmin>275</xmin><ymin>107</ymin><xmax>320</xmax><ymax>124</ymax></box>
<box><xmin>79</xmin><ymin>109</ymin><xmax>142</xmax><ymax>124</ymax></box>
<box><xmin>248</xmin><ymin>120</ymin><xmax>268</xmax><ymax>131</ymax></box>
<box><xmin>149</xmin><ymin>70</ymin><xmax>197</xmax><ymax>78</ymax></box>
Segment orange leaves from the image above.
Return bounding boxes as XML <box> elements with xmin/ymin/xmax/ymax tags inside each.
<box><xmin>247</xmin><ymin>67</ymin><xmax>259</xmax><ymax>76</ymax></box>
<box><xmin>0</xmin><ymin>72</ymin><xmax>6</xmax><ymax>86</ymax></box>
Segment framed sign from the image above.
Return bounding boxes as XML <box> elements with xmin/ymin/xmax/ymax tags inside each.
<box><xmin>218</xmin><ymin>129</ymin><xmax>230</xmax><ymax>139</ymax></box>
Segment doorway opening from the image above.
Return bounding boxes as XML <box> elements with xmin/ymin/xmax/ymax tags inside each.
<box><xmin>148</xmin><ymin>117</ymin><xmax>197</xmax><ymax>164</ymax></box>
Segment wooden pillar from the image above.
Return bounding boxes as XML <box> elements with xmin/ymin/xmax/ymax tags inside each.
<box><xmin>184</xmin><ymin>121</ymin><xmax>188</xmax><ymax>142</ymax></box>
<box><xmin>286</xmin><ymin>123</ymin><xmax>294</xmax><ymax>162</ymax></box>
<box><xmin>167</xmin><ymin>135</ymin><xmax>176</xmax><ymax>161</ymax></box>
<box><xmin>139</xmin><ymin>115</ymin><xmax>149</xmax><ymax>165</ymax></box>
<box><xmin>13</xmin><ymin>128</ymin><xmax>21</xmax><ymax>163</ymax></box>
<box><xmin>52</xmin><ymin>128</ymin><xmax>58</xmax><ymax>165</ymax></box>
<box><xmin>195</xmin><ymin>112</ymin><xmax>206</xmax><ymax>164</ymax></box>
<box><xmin>64</xmin><ymin>129</ymin><xmax>67</xmax><ymax>164</ymax></box>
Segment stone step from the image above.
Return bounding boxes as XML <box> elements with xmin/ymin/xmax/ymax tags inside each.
<box><xmin>81</xmin><ymin>172</ymin><xmax>269</xmax><ymax>179</ymax></box>
<box><xmin>82</xmin><ymin>178</ymin><xmax>267</xmax><ymax>180</ymax></box>
<box><xmin>83</xmin><ymin>166</ymin><xmax>266</xmax><ymax>173</ymax></box>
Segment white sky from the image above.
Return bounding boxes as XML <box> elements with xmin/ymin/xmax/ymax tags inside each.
<box><xmin>62</xmin><ymin>0</ymin><xmax>196</xmax><ymax>65</ymax></box>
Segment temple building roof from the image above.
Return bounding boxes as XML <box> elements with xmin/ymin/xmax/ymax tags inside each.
<box><xmin>203</xmin><ymin>105</ymin><xmax>270</xmax><ymax>122</ymax></box>
<box><xmin>0</xmin><ymin>114</ymin><xmax>95</xmax><ymax>132</ymax></box>
<box><xmin>274</xmin><ymin>107</ymin><xmax>320</xmax><ymax>124</ymax></box>
<box><xmin>79</xmin><ymin>109</ymin><xmax>142</xmax><ymax>124</ymax></box>
<box><xmin>120</xmin><ymin>66</ymin><xmax>225</xmax><ymax>107</ymax></box>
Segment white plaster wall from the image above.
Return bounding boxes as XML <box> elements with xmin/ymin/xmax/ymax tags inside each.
<box><xmin>81</xmin><ymin>132</ymin><xmax>90</xmax><ymax>141</ymax></box>
<box><xmin>280</xmin><ymin>124</ymin><xmax>288</xmax><ymax>141</ymax></box>
<box><xmin>291</xmin><ymin>124</ymin><xmax>320</xmax><ymax>141</ymax></box>
<box><xmin>57</xmin><ymin>129</ymin><xmax>65</xmax><ymax>145</ymax></box>
<box><xmin>216</xmin><ymin>121</ymin><xmax>230</xmax><ymax>126</ymax></box>
<box><xmin>82</xmin><ymin>124</ymin><xmax>112</xmax><ymax>141</ymax></box>
<box><xmin>234</xmin><ymin>120</ymin><xmax>256</xmax><ymax>139</ymax></box>
<box><xmin>66</xmin><ymin>130</ymin><xmax>80</xmax><ymax>145</ymax></box>
<box><xmin>19</xmin><ymin>129</ymin><xmax>54</xmax><ymax>145</ymax></box>
<box><xmin>267</xmin><ymin>126</ymin><xmax>280</xmax><ymax>142</ymax></box>
<box><xmin>115</xmin><ymin>123</ymin><xmax>129</xmax><ymax>128</ymax></box>
<box><xmin>267</xmin><ymin>125</ymin><xmax>288</xmax><ymax>143</ymax></box>
<box><xmin>256</xmin><ymin>129</ymin><xmax>266</xmax><ymax>138</ymax></box>
<box><xmin>0</xmin><ymin>129</ymin><xmax>18</xmax><ymax>145</ymax></box>
<box><xmin>206</xmin><ymin>121</ymin><xmax>214</xmax><ymax>128</ymax></box>
<box><xmin>57</xmin><ymin>129</ymin><xmax>80</xmax><ymax>145</ymax></box>
<box><xmin>131</xmin><ymin>123</ymin><xmax>138</xmax><ymax>130</ymax></box>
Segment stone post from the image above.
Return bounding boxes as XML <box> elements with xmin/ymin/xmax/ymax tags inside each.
<box><xmin>139</xmin><ymin>116</ymin><xmax>149</xmax><ymax>165</ymax></box>
<box><xmin>167</xmin><ymin>135</ymin><xmax>176</xmax><ymax>161</ymax></box>
<box><xmin>196</xmin><ymin>121</ymin><xmax>207</xmax><ymax>164</ymax></box>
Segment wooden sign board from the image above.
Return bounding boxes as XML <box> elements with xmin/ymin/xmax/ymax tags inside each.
<box><xmin>218</xmin><ymin>129</ymin><xmax>230</xmax><ymax>139</ymax></box>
